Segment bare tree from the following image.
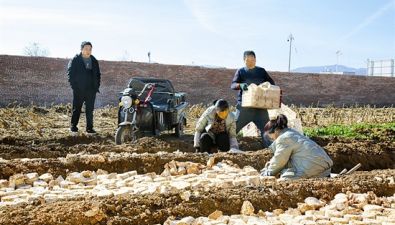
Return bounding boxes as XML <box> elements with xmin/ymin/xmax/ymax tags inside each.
<box><xmin>23</xmin><ymin>42</ymin><xmax>50</xmax><ymax>57</ymax></box>
<box><xmin>120</xmin><ymin>50</ymin><xmax>132</xmax><ymax>61</ymax></box>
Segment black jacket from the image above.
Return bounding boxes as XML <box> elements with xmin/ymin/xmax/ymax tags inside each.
<box><xmin>67</xmin><ymin>53</ymin><xmax>101</xmax><ymax>93</ymax></box>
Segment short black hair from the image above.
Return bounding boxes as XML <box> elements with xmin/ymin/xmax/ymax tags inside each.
<box><xmin>213</xmin><ymin>99</ymin><xmax>229</xmax><ymax>111</ymax></box>
<box><xmin>243</xmin><ymin>51</ymin><xmax>256</xmax><ymax>61</ymax></box>
<box><xmin>81</xmin><ymin>41</ymin><xmax>92</xmax><ymax>49</ymax></box>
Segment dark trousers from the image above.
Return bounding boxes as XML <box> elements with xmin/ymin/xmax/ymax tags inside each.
<box><xmin>235</xmin><ymin>102</ymin><xmax>272</xmax><ymax>148</ymax></box>
<box><xmin>71</xmin><ymin>89</ymin><xmax>96</xmax><ymax>130</ymax></box>
<box><xmin>200</xmin><ymin>132</ymin><xmax>230</xmax><ymax>153</ymax></box>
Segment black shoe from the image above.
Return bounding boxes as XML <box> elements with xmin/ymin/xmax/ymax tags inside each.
<box><xmin>86</xmin><ymin>129</ymin><xmax>97</xmax><ymax>134</ymax></box>
<box><xmin>70</xmin><ymin>127</ymin><xmax>78</xmax><ymax>133</ymax></box>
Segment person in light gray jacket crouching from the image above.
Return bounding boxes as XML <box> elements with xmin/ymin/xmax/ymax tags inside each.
<box><xmin>261</xmin><ymin>114</ymin><xmax>333</xmax><ymax>180</ymax></box>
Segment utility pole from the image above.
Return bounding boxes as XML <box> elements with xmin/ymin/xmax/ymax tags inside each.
<box><xmin>148</xmin><ymin>51</ymin><xmax>151</xmax><ymax>64</ymax></box>
<box><xmin>335</xmin><ymin>51</ymin><xmax>342</xmax><ymax>72</ymax></box>
<box><xmin>366</xmin><ymin>59</ymin><xmax>370</xmax><ymax>76</ymax></box>
<box><xmin>287</xmin><ymin>34</ymin><xmax>294</xmax><ymax>72</ymax></box>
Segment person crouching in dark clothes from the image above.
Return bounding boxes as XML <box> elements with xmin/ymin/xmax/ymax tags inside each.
<box><xmin>194</xmin><ymin>99</ymin><xmax>239</xmax><ymax>153</ymax></box>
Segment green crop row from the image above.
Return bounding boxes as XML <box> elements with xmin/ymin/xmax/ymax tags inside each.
<box><xmin>303</xmin><ymin>123</ymin><xmax>395</xmax><ymax>138</ymax></box>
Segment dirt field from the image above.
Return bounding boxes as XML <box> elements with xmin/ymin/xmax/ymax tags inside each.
<box><xmin>0</xmin><ymin>104</ymin><xmax>394</xmax><ymax>224</ymax></box>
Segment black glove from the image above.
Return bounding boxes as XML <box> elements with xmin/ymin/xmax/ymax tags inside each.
<box><xmin>240</xmin><ymin>83</ymin><xmax>248</xmax><ymax>91</ymax></box>
<box><xmin>195</xmin><ymin>147</ymin><xmax>200</xmax><ymax>153</ymax></box>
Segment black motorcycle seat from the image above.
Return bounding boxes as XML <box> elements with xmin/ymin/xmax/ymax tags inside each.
<box><xmin>153</xmin><ymin>104</ymin><xmax>169</xmax><ymax>112</ymax></box>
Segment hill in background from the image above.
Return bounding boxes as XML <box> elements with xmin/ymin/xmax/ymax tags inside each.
<box><xmin>291</xmin><ymin>65</ymin><xmax>367</xmax><ymax>75</ymax></box>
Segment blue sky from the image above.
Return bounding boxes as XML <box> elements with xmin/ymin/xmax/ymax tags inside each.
<box><xmin>1</xmin><ymin>0</ymin><xmax>394</xmax><ymax>71</ymax></box>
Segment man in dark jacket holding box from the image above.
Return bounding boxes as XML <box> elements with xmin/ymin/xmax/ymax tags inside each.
<box><xmin>231</xmin><ymin>50</ymin><xmax>275</xmax><ymax>148</ymax></box>
<box><xmin>67</xmin><ymin>41</ymin><xmax>101</xmax><ymax>134</ymax></box>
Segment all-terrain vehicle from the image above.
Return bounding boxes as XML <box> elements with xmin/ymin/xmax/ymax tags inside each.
<box><xmin>115</xmin><ymin>77</ymin><xmax>188</xmax><ymax>145</ymax></box>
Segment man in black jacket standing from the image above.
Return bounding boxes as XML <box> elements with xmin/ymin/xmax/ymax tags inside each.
<box><xmin>67</xmin><ymin>41</ymin><xmax>101</xmax><ymax>134</ymax></box>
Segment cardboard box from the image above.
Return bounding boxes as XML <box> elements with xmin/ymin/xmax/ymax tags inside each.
<box><xmin>241</xmin><ymin>122</ymin><xmax>260</xmax><ymax>137</ymax></box>
<box><xmin>242</xmin><ymin>82</ymin><xmax>282</xmax><ymax>109</ymax></box>
<box><xmin>268</xmin><ymin>103</ymin><xmax>303</xmax><ymax>134</ymax></box>
<box><xmin>241</xmin><ymin>104</ymin><xmax>303</xmax><ymax>137</ymax></box>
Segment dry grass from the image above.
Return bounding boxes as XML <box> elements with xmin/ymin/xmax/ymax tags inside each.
<box><xmin>289</xmin><ymin>103</ymin><xmax>394</xmax><ymax>128</ymax></box>
<box><xmin>1</xmin><ymin>102</ymin><xmax>394</xmax><ymax>138</ymax></box>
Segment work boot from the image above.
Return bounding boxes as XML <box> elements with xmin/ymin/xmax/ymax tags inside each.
<box><xmin>87</xmin><ymin>129</ymin><xmax>97</xmax><ymax>135</ymax></box>
<box><xmin>70</xmin><ymin>126</ymin><xmax>78</xmax><ymax>134</ymax></box>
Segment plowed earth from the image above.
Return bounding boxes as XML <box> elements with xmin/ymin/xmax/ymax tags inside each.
<box><xmin>0</xmin><ymin>105</ymin><xmax>394</xmax><ymax>224</ymax></box>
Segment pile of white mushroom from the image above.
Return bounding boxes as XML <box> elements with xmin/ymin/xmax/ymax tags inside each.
<box><xmin>0</xmin><ymin>153</ymin><xmax>394</xmax><ymax>225</ymax></box>
<box><xmin>165</xmin><ymin>191</ymin><xmax>395</xmax><ymax>225</ymax></box>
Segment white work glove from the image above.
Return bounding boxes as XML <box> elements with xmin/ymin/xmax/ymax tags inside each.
<box><xmin>260</xmin><ymin>168</ymin><xmax>270</xmax><ymax>177</ymax></box>
<box><xmin>229</xmin><ymin>148</ymin><xmax>243</xmax><ymax>153</ymax></box>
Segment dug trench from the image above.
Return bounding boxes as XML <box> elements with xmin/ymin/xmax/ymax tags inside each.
<box><xmin>1</xmin><ymin>133</ymin><xmax>395</xmax><ymax>177</ymax></box>
<box><xmin>0</xmin><ymin>130</ymin><xmax>395</xmax><ymax>224</ymax></box>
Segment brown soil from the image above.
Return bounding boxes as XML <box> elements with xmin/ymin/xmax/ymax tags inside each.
<box><xmin>0</xmin><ymin>105</ymin><xmax>394</xmax><ymax>224</ymax></box>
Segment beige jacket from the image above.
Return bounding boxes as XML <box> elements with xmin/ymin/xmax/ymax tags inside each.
<box><xmin>194</xmin><ymin>106</ymin><xmax>238</xmax><ymax>149</ymax></box>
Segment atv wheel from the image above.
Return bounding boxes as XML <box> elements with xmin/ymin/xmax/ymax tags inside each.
<box><xmin>115</xmin><ymin>125</ymin><xmax>140</xmax><ymax>145</ymax></box>
<box><xmin>175</xmin><ymin>117</ymin><xmax>185</xmax><ymax>138</ymax></box>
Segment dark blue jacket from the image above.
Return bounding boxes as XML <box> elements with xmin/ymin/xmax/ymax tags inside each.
<box><xmin>67</xmin><ymin>53</ymin><xmax>101</xmax><ymax>93</ymax></box>
<box><xmin>231</xmin><ymin>66</ymin><xmax>275</xmax><ymax>102</ymax></box>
